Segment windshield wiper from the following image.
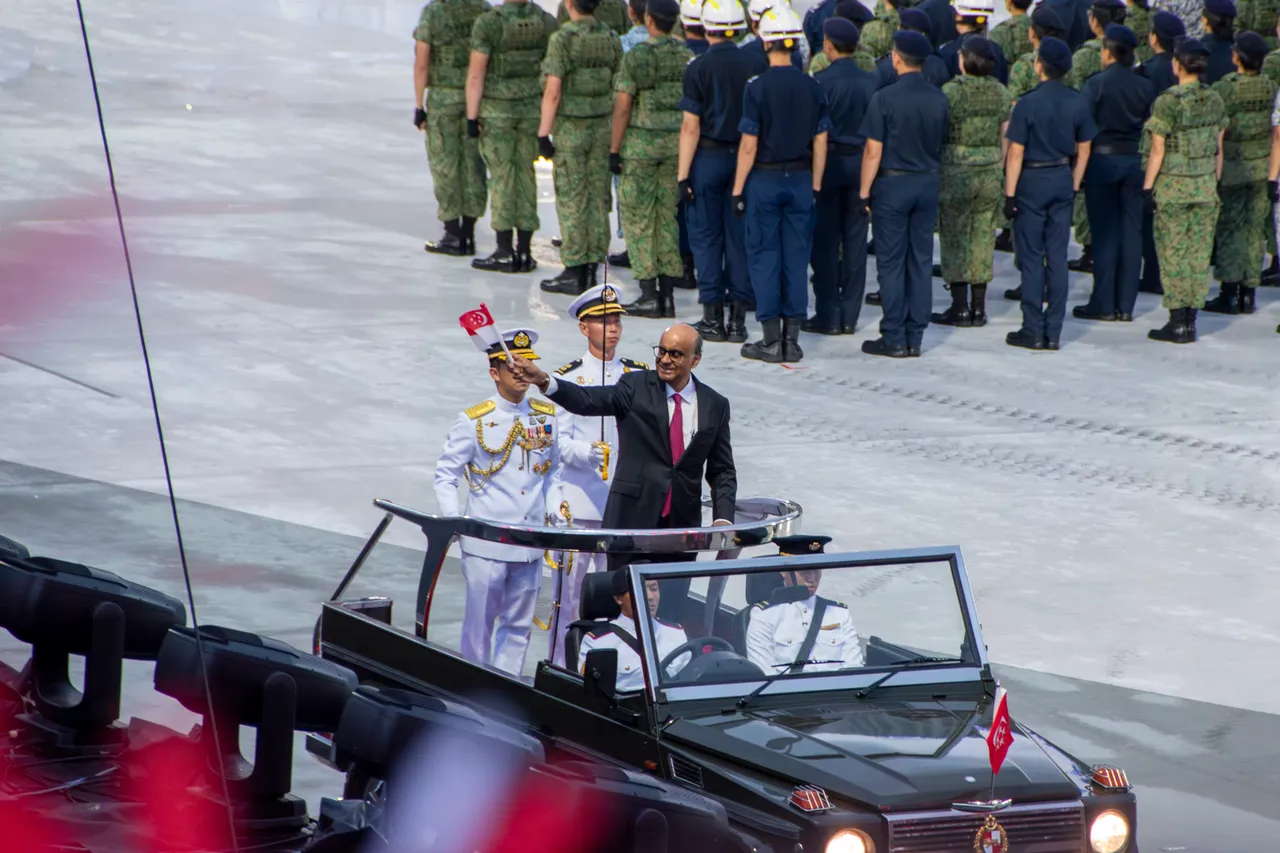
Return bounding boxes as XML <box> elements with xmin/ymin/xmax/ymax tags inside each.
<box><xmin>773</xmin><ymin>659</ymin><xmax>843</xmax><ymax>669</ymax></box>
<box><xmin>734</xmin><ymin>659</ymin><xmax>860</xmax><ymax>712</ymax></box>
<box><xmin>855</xmin><ymin>657</ymin><xmax>965</xmax><ymax>700</ymax></box>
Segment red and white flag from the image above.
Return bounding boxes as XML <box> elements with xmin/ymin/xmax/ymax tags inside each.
<box><xmin>459</xmin><ymin>304</ymin><xmax>501</xmax><ymax>353</ymax></box>
<box><xmin>986</xmin><ymin>685</ymin><xmax>1014</xmax><ymax>776</ymax></box>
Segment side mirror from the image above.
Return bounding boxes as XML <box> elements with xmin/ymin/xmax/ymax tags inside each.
<box><xmin>583</xmin><ymin>648</ymin><xmax>618</xmax><ymax>702</ymax></box>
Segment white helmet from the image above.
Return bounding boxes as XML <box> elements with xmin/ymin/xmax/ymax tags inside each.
<box><xmin>757</xmin><ymin>2</ymin><xmax>803</xmax><ymax>41</ymax></box>
<box><xmin>954</xmin><ymin>0</ymin><xmax>994</xmax><ymax>21</ymax></box>
<box><xmin>747</xmin><ymin>0</ymin><xmax>773</xmax><ymax>23</ymax></box>
<box><xmin>702</xmin><ymin>0</ymin><xmax>747</xmax><ymax>33</ymax></box>
<box><xmin>681</xmin><ymin>0</ymin><xmax>703</xmax><ymax>28</ymax></box>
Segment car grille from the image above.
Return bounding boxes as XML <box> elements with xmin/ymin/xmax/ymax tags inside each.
<box><xmin>886</xmin><ymin>801</ymin><xmax>1083</xmax><ymax>852</ymax></box>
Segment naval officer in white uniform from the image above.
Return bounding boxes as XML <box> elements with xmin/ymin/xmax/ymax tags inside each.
<box><xmin>579</xmin><ymin>568</ymin><xmax>691</xmax><ymax>691</ymax></box>
<box><xmin>546</xmin><ymin>283</ymin><xmax>648</xmax><ymax>668</ymax></box>
<box><xmin>745</xmin><ymin>536</ymin><xmax>864</xmax><ymax>674</ymax></box>
<box><xmin>434</xmin><ymin>329</ymin><xmax>559</xmax><ymax>676</ymax></box>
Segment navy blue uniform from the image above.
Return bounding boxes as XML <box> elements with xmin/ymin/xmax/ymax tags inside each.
<box><xmin>803</xmin><ymin>0</ymin><xmax>839</xmax><ymax>56</ymax></box>
<box><xmin>1204</xmin><ymin>34</ymin><xmax>1235</xmax><ymax>83</ymax></box>
<box><xmin>1007</xmin><ymin>79</ymin><xmax>1098</xmax><ymax>341</ymax></box>
<box><xmin>941</xmin><ymin>34</ymin><xmax>1009</xmax><ymax>84</ymax></box>
<box><xmin>812</xmin><ymin>57</ymin><xmax>879</xmax><ymax>331</ymax></box>
<box><xmin>917</xmin><ymin>0</ymin><xmax>959</xmax><ymax>48</ymax></box>
<box><xmin>860</xmin><ymin>71</ymin><xmax>949</xmax><ymax>349</ymax></box>
<box><xmin>740</xmin><ymin>66</ymin><xmax>831</xmax><ymax>323</ymax></box>
<box><xmin>1046</xmin><ymin>0</ymin><xmax>1091</xmax><ymax>50</ymax></box>
<box><xmin>876</xmin><ymin>52</ymin><xmax>952</xmax><ymax>88</ymax></box>
<box><xmin>680</xmin><ymin>42</ymin><xmax>766</xmax><ymax>308</ymax></box>
<box><xmin>1139</xmin><ymin>51</ymin><xmax>1177</xmax><ymax>95</ymax></box>
<box><xmin>687</xmin><ymin>38</ymin><xmax>710</xmax><ymax>56</ymax></box>
<box><xmin>742</xmin><ymin>36</ymin><xmax>804</xmax><ymax>70</ymax></box>
<box><xmin>1080</xmin><ymin>63</ymin><xmax>1155</xmax><ymax>316</ymax></box>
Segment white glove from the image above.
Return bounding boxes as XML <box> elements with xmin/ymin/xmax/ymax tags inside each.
<box><xmin>587</xmin><ymin>443</ymin><xmax>607</xmax><ymax>469</ymax></box>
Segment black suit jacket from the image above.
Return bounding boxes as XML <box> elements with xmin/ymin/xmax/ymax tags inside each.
<box><xmin>547</xmin><ymin>370</ymin><xmax>737</xmax><ymax>529</ymax></box>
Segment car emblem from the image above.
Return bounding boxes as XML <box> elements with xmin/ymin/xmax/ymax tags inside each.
<box><xmin>789</xmin><ymin>785</ymin><xmax>833</xmax><ymax>812</ymax></box>
<box><xmin>974</xmin><ymin>815</ymin><xmax>1008</xmax><ymax>853</ymax></box>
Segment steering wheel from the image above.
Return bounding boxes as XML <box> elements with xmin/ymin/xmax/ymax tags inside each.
<box><xmin>660</xmin><ymin>636</ymin><xmax>736</xmax><ymax>672</ymax></box>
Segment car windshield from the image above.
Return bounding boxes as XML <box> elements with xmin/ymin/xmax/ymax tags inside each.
<box><xmin>632</xmin><ymin>556</ymin><xmax>974</xmax><ymax>692</ymax></box>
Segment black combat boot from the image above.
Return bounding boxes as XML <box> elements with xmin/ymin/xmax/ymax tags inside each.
<box><xmin>970</xmin><ymin>284</ymin><xmax>988</xmax><ymax>326</ymax></box>
<box><xmin>1004</xmin><ymin>285</ymin><xmax>1022</xmax><ymax>300</ymax></box>
<box><xmin>932</xmin><ymin>283</ymin><xmax>972</xmax><ymax>326</ymax></box>
<box><xmin>694</xmin><ymin>302</ymin><xmax>727</xmax><ymax>341</ymax></box>
<box><xmin>1148</xmin><ymin>308</ymin><xmax>1195</xmax><ymax>344</ymax></box>
<box><xmin>515</xmin><ymin>230</ymin><xmax>537</xmax><ymax>272</ymax></box>
<box><xmin>608</xmin><ymin>249</ymin><xmax>630</xmax><ymax>268</ymax></box>
<box><xmin>994</xmin><ymin>229</ymin><xmax>1013</xmax><ymax>252</ymax></box>
<box><xmin>726</xmin><ymin>301</ymin><xmax>749</xmax><ymax>343</ymax></box>
<box><xmin>676</xmin><ymin>254</ymin><xmax>697</xmax><ymax>289</ymax></box>
<box><xmin>861</xmin><ymin>337</ymin><xmax>909</xmax><ymax>358</ymax></box>
<box><xmin>583</xmin><ymin>262</ymin><xmax>600</xmax><ymax>291</ymax></box>
<box><xmin>802</xmin><ymin>314</ymin><xmax>842</xmax><ymax>335</ymax></box>
<box><xmin>781</xmin><ymin>317</ymin><xmax>803</xmax><ymax>363</ymax></box>
<box><xmin>472</xmin><ymin>230</ymin><xmax>519</xmax><ymax>272</ymax></box>
<box><xmin>741</xmin><ymin>318</ymin><xmax>784</xmax><ymax>362</ymax></box>
<box><xmin>1202</xmin><ymin>282</ymin><xmax>1241</xmax><ymax>314</ymax></box>
<box><xmin>625</xmin><ymin>279</ymin><xmax>663</xmax><ymax>318</ymax></box>
<box><xmin>1240</xmin><ymin>285</ymin><xmax>1256</xmax><ymax>314</ymax></box>
<box><xmin>658</xmin><ymin>277</ymin><xmax>677</xmax><ymax>318</ymax></box>
<box><xmin>865</xmin><ymin>291</ymin><xmax>882</xmax><ymax>305</ymax></box>
<box><xmin>1067</xmin><ymin>245</ymin><xmax>1094</xmax><ymax>273</ymax></box>
<box><xmin>460</xmin><ymin>216</ymin><xmax>478</xmax><ymax>255</ymax></box>
<box><xmin>425</xmin><ymin>219</ymin><xmax>466</xmax><ymax>255</ymax></box>
<box><xmin>540</xmin><ymin>265</ymin><xmax>587</xmax><ymax>295</ymax></box>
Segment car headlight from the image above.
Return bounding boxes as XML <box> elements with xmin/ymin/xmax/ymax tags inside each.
<box><xmin>826</xmin><ymin>829</ymin><xmax>874</xmax><ymax>853</ymax></box>
<box><xmin>1090</xmin><ymin>810</ymin><xmax>1130</xmax><ymax>853</ymax></box>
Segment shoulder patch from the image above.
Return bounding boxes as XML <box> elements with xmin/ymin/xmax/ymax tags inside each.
<box><xmin>585</xmin><ymin>625</ymin><xmax>614</xmax><ymax>639</ymax></box>
<box><xmin>620</xmin><ymin>357</ymin><xmax>648</xmax><ymax>370</ymax></box>
<box><xmin>555</xmin><ymin>359</ymin><xmax>583</xmax><ymax>376</ymax></box>
<box><xmin>466</xmin><ymin>400</ymin><xmax>496</xmax><ymax>420</ymax></box>
<box><xmin>530</xmin><ymin>398</ymin><xmax>556</xmax><ymax>415</ymax></box>
<box><xmin>654</xmin><ymin>617</ymin><xmax>683</xmax><ymax>630</ymax></box>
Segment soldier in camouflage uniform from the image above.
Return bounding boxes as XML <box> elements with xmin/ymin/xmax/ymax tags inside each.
<box><xmin>467</xmin><ymin>0</ymin><xmax>559</xmax><ymax>273</ymax></box>
<box><xmin>1128</xmin><ymin>0</ymin><xmax>1154</xmax><ymax>61</ymax></box>
<box><xmin>538</xmin><ymin>0</ymin><xmax>624</xmax><ymax>296</ymax></box>
<box><xmin>611</xmin><ymin>0</ymin><xmax>691</xmax><ymax>319</ymax></box>
<box><xmin>809</xmin><ymin>0</ymin><xmax>878</xmax><ymax>73</ymax></box>
<box><xmin>416</xmin><ymin>0</ymin><xmax>490</xmax><ymax>256</ymax></box>
<box><xmin>934</xmin><ymin>37</ymin><xmax>1014</xmax><ymax>327</ymax></box>
<box><xmin>1205</xmin><ymin>32</ymin><xmax>1277</xmax><ymax>312</ymax></box>
<box><xmin>861</xmin><ymin>0</ymin><xmax>903</xmax><ymax>58</ymax></box>
<box><xmin>1237</xmin><ymin>0</ymin><xmax>1280</xmax><ymax>46</ymax></box>
<box><xmin>558</xmin><ymin>0</ymin><xmax>631</xmax><ymax>33</ymax></box>
<box><xmin>1141</xmin><ymin>38</ymin><xmax>1228</xmax><ymax>343</ymax></box>
<box><xmin>990</xmin><ymin>0</ymin><xmax>1034</xmax><ymax>67</ymax></box>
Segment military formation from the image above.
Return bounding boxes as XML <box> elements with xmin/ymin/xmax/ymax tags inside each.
<box><xmin>415</xmin><ymin>0</ymin><xmax>1280</xmax><ymax>355</ymax></box>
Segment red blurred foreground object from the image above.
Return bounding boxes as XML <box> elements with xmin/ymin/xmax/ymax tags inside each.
<box><xmin>478</xmin><ymin>768</ymin><xmax>611</xmax><ymax>853</ymax></box>
<box><xmin>122</xmin><ymin>734</ymin><xmax>235</xmax><ymax>853</ymax></box>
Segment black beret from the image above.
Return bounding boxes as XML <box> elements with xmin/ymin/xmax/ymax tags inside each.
<box><xmin>1175</xmin><ymin>36</ymin><xmax>1212</xmax><ymax>57</ymax></box>
<box><xmin>1037</xmin><ymin>35</ymin><xmax>1073</xmax><ymax>72</ymax></box>
<box><xmin>899</xmin><ymin>7</ymin><xmax>933</xmax><ymax>32</ymax></box>
<box><xmin>1204</xmin><ymin>0</ymin><xmax>1237</xmax><ymax>16</ymax></box>
<box><xmin>962</xmin><ymin>34</ymin><xmax>996</xmax><ymax>60</ymax></box>
<box><xmin>773</xmin><ymin>534</ymin><xmax>833</xmax><ymax>556</ymax></box>
<box><xmin>894</xmin><ymin>28</ymin><xmax>934</xmax><ymax>58</ymax></box>
<box><xmin>1151</xmin><ymin>10</ymin><xmax>1186</xmax><ymax>39</ymax></box>
<box><xmin>609</xmin><ymin>567</ymin><xmax>631</xmax><ymax>596</ymax></box>
<box><xmin>1104</xmin><ymin>23</ymin><xmax>1137</xmax><ymax>47</ymax></box>
<box><xmin>647</xmin><ymin>0</ymin><xmax>680</xmax><ymax>18</ymax></box>
<box><xmin>836</xmin><ymin>0</ymin><xmax>874</xmax><ymax>24</ymax></box>
<box><xmin>1031</xmin><ymin>4</ymin><xmax>1066</xmax><ymax>32</ymax></box>
<box><xmin>824</xmin><ymin>16</ymin><xmax>862</xmax><ymax>44</ymax></box>
<box><xmin>1235</xmin><ymin>30</ymin><xmax>1268</xmax><ymax>60</ymax></box>
<box><xmin>1091</xmin><ymin>0</ymin><xmax>1125</xmax><ymax>11</ymax></box>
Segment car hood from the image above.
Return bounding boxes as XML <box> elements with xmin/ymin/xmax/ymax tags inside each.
<box><xmin>664</xmin><ymin>696</ymin><xmax>1082</xmax><ymax>811</ymax></box>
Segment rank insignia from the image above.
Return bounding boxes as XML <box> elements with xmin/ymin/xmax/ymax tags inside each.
<box><xmin>513</xmin><ymin>331</ymin><xmax>531</xmax><ymax>348</ymax></box>
<box><xmin>602</xmin><ymin>286</ymin><xmax>617</xmax><ymax>303</ymax></box>
<box><xmin>486</xmin><ymin>421</ymin><xmax>497</xmax><ymax>428</ymax></box>
<box><xmin>974</xmin><ymin>815</ymin><xmax>1008</xmax><ymax>853</ymax></box>
<box><xmin>577</xmin><ymin>376</ymin><xmax>586</xmax><ymax>384</ymax></box>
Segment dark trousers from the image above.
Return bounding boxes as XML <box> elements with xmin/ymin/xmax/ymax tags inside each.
<box><xmin>1013</xmin><ymin>167</ymin><xmax>1074</xmax><ymax>340</ymax></box>
<box><xmin>871</xmin><ymin>172</ymin><xmax>939</xmax><ymax>348</ymax></box>
<box><xmin>811</xmin><ymin>152</ymin><xmax>868</xmax><ymax>328</ymax></box>
<box><xmin>1141</xmin><ymin>205</ymin><xmax>1161</xmax><ymax>291</ymax></box>
<box><xmin>745</xmin><ymin>168</ymin><xmax>816</xmax><ymax>323</ymax></box>
<box><xmin>1084</xmin><ymin>154</ymin><xmax>1144</xmax><ymax>315</ymax></box>
<box><xmin>687</xmin><ymin>148</ymin><xmax>752</xmax><ymax>305</ymax></box>
<box><xmin>678</xmin><ymin>199</ymin><xmax>691</xmax><ymax>257</ymax></box>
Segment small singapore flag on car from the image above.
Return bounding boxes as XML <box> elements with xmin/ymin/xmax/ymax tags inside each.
<box><xmin>987</xmin><ymin>685</ymin><xmax>1014</xmax><ymax>776</ymax></box>
<box><xmin>459</xmin><ymin>304</ymin><xmax>502</xmax><ymax>353</ymax></box>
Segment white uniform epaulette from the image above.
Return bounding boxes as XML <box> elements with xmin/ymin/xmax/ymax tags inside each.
<box><xmin>619</xmin><ymin>357</ymin><xmax>648</xmax><ymax>371</ymax></box>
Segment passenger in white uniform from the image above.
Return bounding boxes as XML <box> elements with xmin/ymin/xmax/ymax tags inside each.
<box><xmin>546</xmin><ymin>283</ymin><xmax>648</xmax><ymax>668</ymax></box>
<box><xmin>579</xmin><ymin>568</ymin><xmax>691</xmax><ymax>691</ymax></box>
<box><xmin>434</xmin><ymin>329</ymin><xmax>559</xmax><ymax>676</ymax></box>
<box><xmin>746</xmin><ymin>536</ymin><xmax>863</xmax><ymax>674</ymax></box>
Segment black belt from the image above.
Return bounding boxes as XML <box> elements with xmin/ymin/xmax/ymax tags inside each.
<box><xmin>880</xmin><ymin>168</ymin><xmax>938</xmax><ymax>176</ymax></box>
<box><xmin>1092</xmin><ymin>143</ymin><xmax>1139</xmax><ymax>156</ymax></box>
<box><xmin>698</xmin><ymin>137</ymin><xmax>737</xmax><ymax>150</ymax></box>
<box><xmin>755</xmin><ymin>158</ymin><xmax>810</xmax><ymax>171</ymax></box>
<box><xmin>830</xmin><ymin>142</ymin><xmax>864</xmax><ymax>154</ymax></box>
<box><xmin>1023</xmin><ymin>157</ymin><xmax>1071</xmax><ymax>169</ymax></box>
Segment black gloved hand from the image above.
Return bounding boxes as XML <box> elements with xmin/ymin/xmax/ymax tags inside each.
<box><xmin>859</xmin><ymin>195</ymin><xmax>872</xmax><ymax>216</ymax></box>
<box><xmin>731</xmin><ymin>195</ymin><xmax>746</xmax><ymax>217</ymax></box>
<box><xmin>466</xmin><ymin>118</ymin><xmax>480</xmax><ymax>139</ymax></box>
<box><xmin>609</xmin><ymin>152</ymin><xmax>623</xmax><ymax>175</ymax></box>
<box><xmin>414</xmin><ymin>107</ymin><xmax>427</xmax><ymax>130</ymax></box>
<box><xmin>537</xmin><ymin>135</ymin><xmax>556</xmax><ymax>160</ymax></box>
<box><xmin>1269</xmin><ymin>179</ymin><xmax>1279</xmax><ymax>203</ymax></box>
<box><xmin>1003</xmin><ymin>195</ymin><xmax>1019</xmax><ymax>220</ymax></box>
<box><xmin>1142</xmin><ymin>188</ymin><xmax>1157</xmax><ymax>215</ymax></box>
<box><xmin>678</xmin><ymin>178</ymin><xmax>694</xmax><ymax>204</ymax></box>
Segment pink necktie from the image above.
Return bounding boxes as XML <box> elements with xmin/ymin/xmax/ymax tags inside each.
<box><xmin>662</xmin><ymin>395</ymin><xmax>685</xmax><ymax>518</ymax></box>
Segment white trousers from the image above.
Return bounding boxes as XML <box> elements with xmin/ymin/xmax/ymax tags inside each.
<box><xmin>550</xmin><ymin>518</ymin><xmax>606</xmax><ymax>669</ymax></box>
<box><xmin>460</xmin><ymin>554</ymin><xmax>542</xmax><ymax>676</ymax></box>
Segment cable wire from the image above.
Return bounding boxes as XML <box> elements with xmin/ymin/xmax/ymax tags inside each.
<box><xmin>71</xmin><ymin>4</ymin><xmax>240</xmax><ymax>851</ymax></box>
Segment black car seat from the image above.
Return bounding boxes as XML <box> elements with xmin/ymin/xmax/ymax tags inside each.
<box><xmin>563</xmin><ymin>572</ymin><xmax>622</xmax><ymax>673</ymax></box>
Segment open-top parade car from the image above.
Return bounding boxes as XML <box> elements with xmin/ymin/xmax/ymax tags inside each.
<box><xmin>310</xmin><ymin>498</ymin><xmax>1139</xmax><ymax>853</ymax></box>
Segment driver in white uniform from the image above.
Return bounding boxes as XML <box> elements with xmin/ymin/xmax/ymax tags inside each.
<box><xmin>580</xmin><ymin>567</ymin><xmax>691</xmax><ymax>691</ymax></box>
<box><xmin>746</xmin><ymin>536</ymin><xmax>863</xmax><ymax>674</ymax></box>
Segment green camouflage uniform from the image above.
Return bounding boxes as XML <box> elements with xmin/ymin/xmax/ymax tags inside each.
<box><xmin>473</xmin><ymin>1</ymin><xmax>559</xmax><ymax>232</ymax></box>
<box><xmin>939</xmin><ymin>75</ymin><xmax>1015</xmax><ymax>283</ymax></box>
<box><xmin>417</xmin><ymin>0</ymin><xmax>491</xmax><ymax>223</ymax></box>
<box><xmin>1127</xmin><ymin>4</ymin><xmax>1153</xmax><ymax>62</ymax></box>
<box><xmin>615</xmin><ymin>35</ymin><xmax>691</xmax><ymax>280</ymax></box>
<box><xmin>861</xmin><ymin>8</ymin><xmax>900</xmax><ymax>59</ymax></box>
<box><xmin>1067</xmin><ymin>39</ymin><xmax>1103</xmax><ymax>249</ymax></box>
<box><xmin>1211</xmin><ymin>71</ymin><xmax>1277</xmax><ymax>287</ymax></box>
<box><xmin>1264</xmin><ymin>52</ymin><xmax>1280</xmax><ymax>255</ymax></box>
<box><xmin>1237</xmin><ymin>0</ymin><xmax>1280</xmax><ymax>49</ymax></box>
<box><xmin>544</xmin><ymin>18</ymin><xmax>623</xmax><ymax>266</ymax></box>
<box><xmin>557</xmin><ymin>0</ymin><xmax>631</xmax><ymax>34</ymax></box>
<box><xmin>1142</xmin><ymin>82</ymin><xmax>1228</xmax><ymax>308</ymax></box>
<box><xmin>809</xmin><ymin>46</ymin><xmax>877</xmax><ymax>74</ymax></box>
<box><xmin>988</xmin><ymin>16</ymin><xmax>1032</xmax><ymax>70</ymax></box>
<box><xmin>1008</xmin><ymin>51</ymin><xmax>1038</xmax><ymax>98</ymax></box>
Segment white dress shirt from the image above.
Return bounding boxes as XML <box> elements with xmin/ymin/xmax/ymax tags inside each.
<box><xmin>745</xmin><ymin>596</ymin><xmax>864</xmax><ymax>674</ymax></box>
<box><xmin>578</xmin><ymin>613</ymin><xmax>691</xmax><ymax>691</ymax></box>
